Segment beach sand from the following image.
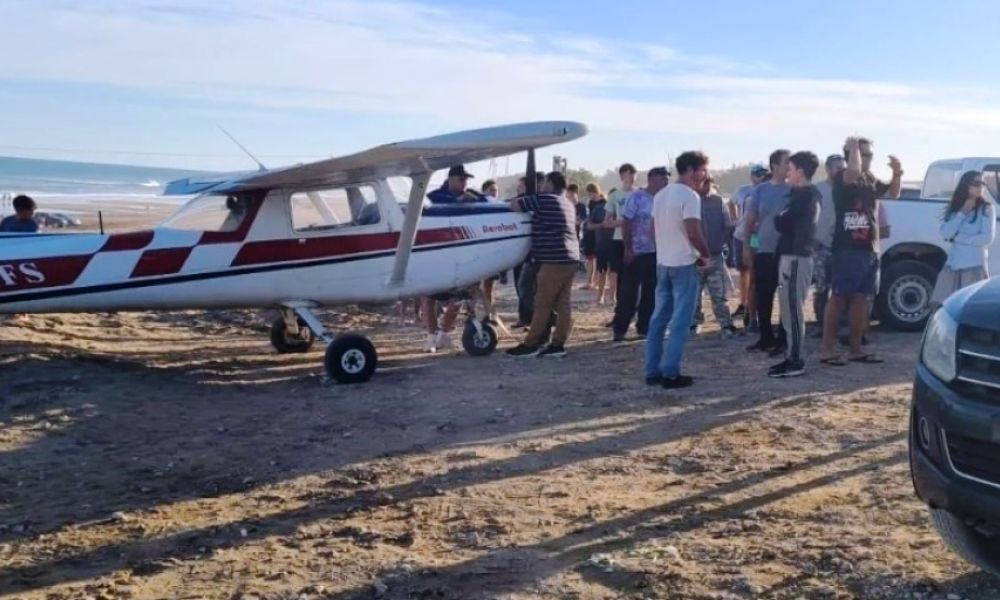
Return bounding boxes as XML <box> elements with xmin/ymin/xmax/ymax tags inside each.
<box><xmin>1</xmin><ymin>268</ymin><xmax>998</xmax><ymax>599</ymax></box>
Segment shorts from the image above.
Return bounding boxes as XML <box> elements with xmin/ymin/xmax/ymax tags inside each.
<box><xmin>608</xmin><ymin>239</ymin><xmax>625</xmax><ymax>274</ymax></box>
<box><xmin>581</xmin><ymin>232</ymin><xmax>597</xmax><ymax>258</ymax></box>
<box><xmin>831</xmin><ymin>250</ymin><xmax>879</xmax><ymax>296</ymax></box>
<box><xmin>595</xmin><ymin>247</ymin><xmax>610</xmax><ymax>273</ymax></box>
<box><xmin>733</xmin><ymin>239</ymin><xmax>748</xmax><ymax>271</ymax></box>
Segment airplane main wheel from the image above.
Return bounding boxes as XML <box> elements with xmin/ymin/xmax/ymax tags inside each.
<box><xmin>325</xmin><ymin>334</ymin><xmax>377</xmax><ymax>384</ymax></box>
<box><xmin>270</xmin><ymin>317</ymin><xmax>315</xmax><ymax>354</ymax></box>
<box><xmin>462</xmin><ymin>319</ymin><xmax>498</xmax><ymax>357</ymax></box>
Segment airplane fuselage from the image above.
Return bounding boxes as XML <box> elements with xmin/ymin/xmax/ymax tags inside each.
<box><xmin>0</xmin><ymin>189</ymin><xmax>531</xmax><ymax>314</ymax></box>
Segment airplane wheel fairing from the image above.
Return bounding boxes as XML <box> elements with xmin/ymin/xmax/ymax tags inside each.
<box><xmin>462</xmin><ymin>319</ymin><xmax>498</xmax><ymax>357</ymax></box>
<box><xmin>270</xmin><ymin>318</ymin><xmax>315</xmax><ymax>354</ymax></box>
<box><xmin>325</xmin><ymin>334</ymin><xmax>377</xmax><ymax>384</ymax></box>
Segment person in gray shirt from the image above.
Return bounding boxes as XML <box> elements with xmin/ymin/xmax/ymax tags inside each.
<box><xmin>812</xmin><ymin>155</ymin><xmax>846</xmax><ymax>328</ymax></box>
<box><xmin>744</xmin><ymin>149</ymin><xmax>791</xmax><ymax>353</ymax></box>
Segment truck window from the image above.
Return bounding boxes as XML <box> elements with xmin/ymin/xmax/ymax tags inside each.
<box><xmin>982</xmin><ymin>166</ymin><xmax>1000</xmax><ymax>203</ymax></box>
<box><xmin>923</xmin><ymin>163</ymin><xmax>963</xmax><ymax>199</ymax></box>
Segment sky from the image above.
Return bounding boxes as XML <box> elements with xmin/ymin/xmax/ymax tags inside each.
<box><xmin>1</xmin><ymin>0</ymin><xmax>999</xmax><ymax>180</ymax></box>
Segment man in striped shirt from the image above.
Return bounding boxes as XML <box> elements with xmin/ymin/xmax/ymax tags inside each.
<box><xmin>506</xmin><ymin>171</ymin><xmax>581</xmax><ymax>358</ymax></box>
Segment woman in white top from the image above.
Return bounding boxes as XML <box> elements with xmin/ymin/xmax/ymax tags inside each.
<box><xmin>931</xmin><ymin>170</ymin><xmax>997</xmax><ymax>305</ymax></box>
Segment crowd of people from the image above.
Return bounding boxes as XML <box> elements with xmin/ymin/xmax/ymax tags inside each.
<box><xmin>417</xmin><ymin>135</ymin><xmax>995</xmax><ymax>389</ymax></box>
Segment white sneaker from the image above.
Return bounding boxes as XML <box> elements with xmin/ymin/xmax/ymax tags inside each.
<box><xmin>422</xmin><ymin>334</ymin><xmax>438</xmax><ymax>353</ymax></box>
<box><xmin>436</xmin><ymin>331</ymin><xmax>454</xmax><ymax>352</ymax></box>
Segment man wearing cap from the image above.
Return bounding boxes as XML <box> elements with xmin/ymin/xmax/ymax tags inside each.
<box><xmin>427</xmin><ymin>165</ymin><xmax>488</xmax><ymax>204</ymax></box>
<box><xmin>611</xmin><ymin>166</ymin><xmax>668</xmax><ymax>341</ymax></box>
<box><xmin>421</xmin><ymin>165</ymin><xmax>487</xmax><ymax>353</ymax></box>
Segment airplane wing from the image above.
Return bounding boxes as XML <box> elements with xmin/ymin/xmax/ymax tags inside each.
<box><xmin>163</xmin><ymin>121</ymin><xmax>588</xmax><ymax>195</ymax></box>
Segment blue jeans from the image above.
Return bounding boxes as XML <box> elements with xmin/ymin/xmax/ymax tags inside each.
<box><xmin>645</xmin><ymin>263</ymin><xmax>699</xmax><ymax>379</ymax></box>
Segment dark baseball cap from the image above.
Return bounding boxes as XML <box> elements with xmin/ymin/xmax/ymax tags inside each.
<box><xmin>648</xmin><ymin>166</ymin><xmax>670</xmax><ymax>178</ymax></box>
<box><xmin>750</xmin><ymin>164</ymin><xmax>769</xmax><ymax>177</ymax></box>
<box><xmin>447</xmin><ymin>165</ymin><xmax>474</xmax><ymax>179</ymax></box>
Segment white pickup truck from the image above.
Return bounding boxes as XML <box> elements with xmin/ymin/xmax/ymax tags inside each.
<box><xmin>878</xmin><ymin>158</ymin><xmax>1000</xmax><ymax>330</ymax></box>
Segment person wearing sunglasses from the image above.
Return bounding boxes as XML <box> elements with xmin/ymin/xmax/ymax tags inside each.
<box><xmin>931</xmin><ymin>170</ymin><xmax>997</xmax><ymax>306</ymax></box>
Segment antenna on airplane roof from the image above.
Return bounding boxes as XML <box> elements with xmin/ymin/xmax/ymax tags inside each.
<box><xmin>217</xmin><ymin>125</ymin><xmax>267</xmax><ymax>172</ymax></box>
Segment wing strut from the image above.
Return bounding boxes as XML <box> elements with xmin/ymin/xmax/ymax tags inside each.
<box><xmin>389</xmin><ymin>170</ymin><xmax>431</xmax><ymax>285</ymax></box>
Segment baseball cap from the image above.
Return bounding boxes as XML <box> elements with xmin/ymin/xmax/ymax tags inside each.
<box><xmin>648</xmin><ymin>166</ymin><xmax>670</xmax><ymax>178</ymax></box>
<box><xmin>447</xmin><ymin>165</ymin><xmax>474</xmax><ymax>179</ymax></box>
<box><xmin>750</xmin><ymin>164</ymin><xmax>769</xmax><ymax>177</ymax></box>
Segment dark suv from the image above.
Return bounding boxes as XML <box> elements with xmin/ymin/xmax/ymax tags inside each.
<box><xmin>911</xmin><ymin>276</ymin><xmax>1000</xmax><ymax>576</ymax></box>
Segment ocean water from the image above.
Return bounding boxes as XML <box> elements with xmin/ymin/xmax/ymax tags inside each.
<box><xmin>0</xmin><ymin>156</ymin><xmax>211</xmax><ymax>199</ymax></box>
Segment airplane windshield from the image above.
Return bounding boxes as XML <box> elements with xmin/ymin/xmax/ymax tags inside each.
<box><xmin>160</xmin><ymin>193</ymin><xmax>252</xmax><ymax>232</ymax></box>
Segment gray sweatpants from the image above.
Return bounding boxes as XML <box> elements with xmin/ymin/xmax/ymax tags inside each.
<box><xmin>779</xmin><ymin>255</ymin><xmax>814</xmax><ymax>363</ymax></box>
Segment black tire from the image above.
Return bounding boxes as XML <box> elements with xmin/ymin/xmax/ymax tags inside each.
<box><xmin>462</xmin><ymin>319</ymin><xmax>498</xmax><ymax>357</ymax></box>
<box><xmin>324</xmin><ymin>334</ymin><xmax>377</xmax><ymax>384</ymax></box>
<box><xmin>877</xmin><ymin>260</ymin><xmax>939</xmax><ymax>331</ymax></box>
<box><xmin>270</xmin><ymin>317</ymin><xmax>315</xmax><ymax>354</ymax></box>
<box><xmin>930</xmin><ymin>508</ymin><xmax>1000</xmax><ymax>577</ymax></box>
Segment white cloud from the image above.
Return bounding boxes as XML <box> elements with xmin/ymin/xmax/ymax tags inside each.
<box><xmin>1</xmin><ymin>0</ymin><xmax>999</xmax><ymax>175</ymax></box>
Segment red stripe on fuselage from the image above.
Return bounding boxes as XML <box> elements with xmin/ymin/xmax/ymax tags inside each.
<box><xmin>0</xmin><ymin>256</ymin><xmax>93</xmax><ymax>292</ymax></box>
<box><xmin>130</xmin><ymin>248</ymin><xmax>194</xmax><ymax>278</ymax></box>
<box><xmin>230</xmin><ymin>227</ymin><xmax>467</xmax><ymax>267</ymax></box>
<box><xmin>100</xmin><ymin>231</ymin><xmax>154</xmax><ymax>252</ymax></box>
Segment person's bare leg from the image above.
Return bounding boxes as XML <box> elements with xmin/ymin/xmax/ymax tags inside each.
<box><xmin>822</xmin><ymin>294</ymin><xmax>843</xmax><ymax>358</ymax></box>
<box><xmin>848</xmin><ymin>294</ymin><xmax>867</xmax><ymax>357</ymax></box>
<box><xmin>422</xmin><ymin>297</ymin><xmax>438</xmax><ymax>334</ymax></box>
<box><xmin>607</xmin><ymin>272</ymin><xmax>618</xmax><ymax>304</ymax></box>
<box><xmin>482</xmin><ymin>279</ymin><xmax>495</xmax><ymax>313</ymax></box>
<box><xmin>582</xmin><ymin>257</ymin><xmax>596</xmax><ymax>289</ymax></box>
<box><xmin>441</xmin><ymin>300</ymin><xmax>461</xmax><ymax>332</ymax></box>
<box><xmin>739</xmin><ymin>270</ymin><xmax>749</xmax><ymax>307</ymax></box>
<box><xmin>596</xmin><ymin>270</ymin><xmax>607</xmax><ymax>304</ymax></box>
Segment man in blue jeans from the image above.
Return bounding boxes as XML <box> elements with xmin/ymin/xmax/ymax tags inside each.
<box><xmin>646</xmin><ymin>151</ymin><xmax>713</xmax><ymax>389</ymax></box>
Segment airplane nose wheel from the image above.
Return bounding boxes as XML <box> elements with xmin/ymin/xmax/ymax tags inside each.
<box><xmin>324</xmin><ymin>334</ymin><xmax>377</xmax><ymax>384</ymax></box>
<box><xmin>462</xmin><ymin>318</ymin><xmax>498</xmax><ymax>357</ymax></box>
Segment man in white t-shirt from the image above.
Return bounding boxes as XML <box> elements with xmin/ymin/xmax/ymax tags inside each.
<box><xmin>646</xmin><ymin>151</ymin><xmax>713</xmax><ymax>389</ymax></box>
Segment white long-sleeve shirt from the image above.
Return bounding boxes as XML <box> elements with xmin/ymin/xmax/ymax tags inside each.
<box><xmin>941</xmin><ymin>201</ymin><xmax>996</xmax><ymax>270</ymax></box>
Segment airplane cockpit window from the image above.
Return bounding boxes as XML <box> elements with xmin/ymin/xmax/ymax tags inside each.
<box><xmin>161</xmin><ymin>193</ymin><xmax>252</xmax><ymax>232</ymax></box>
<box><xmin>290</xmin><ymin>185</ymin><xmax>380</xmax><ymax>232</ymax></box>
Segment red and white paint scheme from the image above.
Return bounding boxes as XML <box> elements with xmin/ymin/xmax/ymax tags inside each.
<box><xmin>0</xmin><ymin>121</ymin><xmax>588</xmax><ymax>383</ymax></box>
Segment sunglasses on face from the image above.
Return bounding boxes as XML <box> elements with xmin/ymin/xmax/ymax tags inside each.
<box><xmin>860</xmin><ymin>152</ymin><xmax>874</xmax><ymax>159</ymax></box>
<box><xmin>970</xmin><ymin>181</ymin><xmax>985</xmax><ymax>187</ymax></box>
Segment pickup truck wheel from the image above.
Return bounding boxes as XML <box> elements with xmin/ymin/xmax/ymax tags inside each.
<box><xmin>930</xmin><ymin>508</ymin><xmax>1000</xmax><ymax>577</ymax></box>
<box><xmin>877</xmin><ymin>260</ymin><xmax>937</xmax><ymax>331</ymax></box>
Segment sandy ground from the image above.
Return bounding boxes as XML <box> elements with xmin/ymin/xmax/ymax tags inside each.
<box><xmin>2</xmin><ymin>277</ymin><xmax>1000</xmax><ymax>600</ymax></box>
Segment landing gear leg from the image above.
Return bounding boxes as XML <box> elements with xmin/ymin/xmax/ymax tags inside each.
<box><xmin>290</xmin><ymin>306</ymin><xmax>377</xmax><ymax>384</ymax></box>
<box><xmin>270</xmin><ymin>308</ymin><xmax>315</xmax><ymax>354</ymax></box>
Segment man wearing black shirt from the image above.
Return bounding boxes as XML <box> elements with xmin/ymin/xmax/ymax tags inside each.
<box><xmin>770</xmin><ymin>152</ymin><xmax>821</xmax><ymax>378</ymax></box>
<box><xmin>820</xmin><ymin>137</ymin><xmax>902</xmax><ymax>365</ymax></box>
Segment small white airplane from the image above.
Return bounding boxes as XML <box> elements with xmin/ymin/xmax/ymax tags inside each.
<box><xmin>0</xmin><ymin>121</ymin><xmax>588</xmax><ymax>383</ymax></box>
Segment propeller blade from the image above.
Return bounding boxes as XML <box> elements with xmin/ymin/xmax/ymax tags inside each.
<box><xmin>526</xmin><ymin>149</ymin><xmax>537</xmax><ymax>195</ymax></box>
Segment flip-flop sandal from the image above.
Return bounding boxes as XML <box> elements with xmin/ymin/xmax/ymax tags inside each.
<box><xmin>849</xmin><ymin>354</ymin><xmax>884</xmax><ymax>364</ymax></box>
<box><xmin>820</xmin><ymin>356</ymin><xmax>848</xmax><ymax>366</ymax></box>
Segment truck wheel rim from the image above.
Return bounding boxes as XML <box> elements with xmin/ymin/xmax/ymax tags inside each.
<box><xmin>891</xmin><ymin>275</ymin><xmax>931</xmax><ymax>322</ymax></box>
